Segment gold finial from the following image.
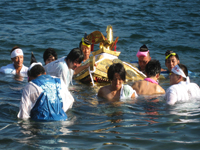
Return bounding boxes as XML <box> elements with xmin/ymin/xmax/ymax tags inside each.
<box><xmin>106</xmin><ymin>25</ymin><xmax>113</xmax><ymax>44</ymax></box>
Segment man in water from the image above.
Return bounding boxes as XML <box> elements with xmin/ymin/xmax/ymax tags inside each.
<box><xmin>0</xmin><ymin>46</ymin><xmax>28</xmax><ymax>76</ymax></box>
<box><xmin>74</xmin><ymin>35</ymin><xmax>92</xmax><ymax>75</ymax></box>
<box><xmin>44</xmin><ymin>48</ymin><xmax>84</xmax><ymax>110</ymax></box>
<box><xmin>79</xmin><ymin>35</ymin><xmax>92</xmax><ymax>62</ymax></box>
<box><xmin>18</xmin><ymin>63</ymin><xmax>67</xmax><ymax>121</ymax></box>
<box><xmin>165</xmin><ymin>64</ymin><xmax>200</xmax><ymax>105</ymax></box>
<box><xmin>162</xmin><ymin>50</ymin><xmax>194</xmax><ymax>77</ymax></box>
<box><xmin>132</xmin><ymin>60</ymin><xmax>165</xmax><ymax>95</ymax></box>
<box><xmin>131</xmin><ymin>44</ymin><xmax>151</xmax><ymax>73</ymax></box>
<box><xmin>44</xmin><ymin>48</ymin><xmax>83</xmax><ymax>87</ymax></box>
<box><xmin>98</xmin><ymin>63</ymin><xmax>138</xmax><ymax>101</ymax></box>
<box><xmin>164</xmin><ymin>50</ymin><xmax>180</xmax><ymax>72</ymax></box>
<box><xmin>43</xmin><ymin>48</ymin><xmax>58</xmax><ymax>65</ymax></box>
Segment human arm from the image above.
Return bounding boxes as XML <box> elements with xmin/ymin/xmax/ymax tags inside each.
<box><xmin>165</xmin><ymin>88</ymin><xmax>177</xmax><ymax>105</ymax></box>
<box><xmin>156</xmin><ymin>85</ymin><xmax>165</xmax><ymax>94</ymax></box>
<box><xmin>74</xmin><ymin>63</ymin><xmax>90</xmax><ymax>75</ymax></box>
<box><xmin>60</xmin><ymin>79</ymin><xmax>74</xmax><ymax>112</ymax></box>
<box><xmin>0</xmin><ymin>64</ymin><xmax>15</xmax><ymax>74</ymax></box>
<box><xmin>17</xmin><ymin>83</ymin><xmax>40</xmax><ymax>119</ymax></box>
<box><xmin>131</xmin><ymin>92</ymin><xmax>137</xmax><ymax>98</ymax></box>
<box><xmin>97</xmin><ymin>87</ymin><xmax>105</xmax><ymax>98</ymax></box>
<box><xmin>161</xmin><ymin>68</ymin><xmax>167</xmax><ymax>72</ymax></box>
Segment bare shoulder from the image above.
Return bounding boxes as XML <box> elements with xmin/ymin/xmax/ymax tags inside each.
<box><xmin>98</xmin><ymin>85</ymin><xmax>110</xmax><ymax>97</ymax></box>
<box><xmin>156</xmin><ymin>85</ymin><xmax>165</xmax><ymax>94</ymax></box>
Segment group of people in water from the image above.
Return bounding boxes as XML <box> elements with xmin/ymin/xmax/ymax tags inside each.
<box><xmin>0</xmin><ymin>36</ymin><xmax>200</xmax><ymax>121</ymax></box>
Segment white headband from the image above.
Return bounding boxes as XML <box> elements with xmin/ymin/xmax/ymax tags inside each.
<box><xmin>11</xmin><ymin>48</ymin><xmax>23</xmax><ymax>58</ymax></box>
<box><xmin>29</xmin><ymin>62</ymin><xmax>43</xmax><ymax>71</ymax></box>
<box><xmin>172</xmin><ymin>65</ymin><xmax>190</xmax><ymax>84</ymax></box>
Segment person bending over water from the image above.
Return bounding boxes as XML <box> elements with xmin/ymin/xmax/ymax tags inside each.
<box><xmin>98</xmin><ymin>63</ymin><xmax>138</xmax><ymax>101</ymax></box>
<box><xmin>0</xmin><ymin>46</ymin><xmax>28</xmax><ymax>76</ymax></box>
<box><xmin>18</xmin><ymin>63</ymin><xmax>68</xmax><ymax>121</ymax></box>
<box><xmin>43</xmin><ymin>48</ymin><xmax>57</xmax><ymax>65</ymax></box>
<box><xmin>44</xmin><ymin>48</ymin><xmax>84</xmax><ymax>87</ymax></box>
<box><xmin>165</xmin><ymin>64</ymin><xmax>200</xmax><ymax>105</ymax></box>
<box><xmin>44</xmin><ymin>48</ymin><xmax>84</xmax><ymax>110</ymax></box>
<box><xmin>132</xmin><ymin>60</ymin><xmax>165</xmax><ymax>95</ymax></box>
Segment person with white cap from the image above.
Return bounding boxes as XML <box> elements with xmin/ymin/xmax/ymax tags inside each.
<box><xmin>0</xmin><ymin>46</ymin><xmax>28</xmax><ymax>76</ymax></box>
<box><xmin>165</xmin><ymin>64</ymin><xmax>200</xmax><ymax>105</ymax></box>
<box><xmin>18</xmin><ymin>62</ymin><xmax>68</xmax><ymax>121</ymax></box>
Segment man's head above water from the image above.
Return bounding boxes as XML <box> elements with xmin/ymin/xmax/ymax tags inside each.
<box><xmin>136</xmin><ymin>44</ymin><xmax>151</xmax><ymax>72</ymax></box>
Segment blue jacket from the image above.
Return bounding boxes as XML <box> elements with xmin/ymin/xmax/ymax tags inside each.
<box><xmin>30</xmin><ymin>75</ymin><xmax>67</xmax><ymax>121</ymax></box>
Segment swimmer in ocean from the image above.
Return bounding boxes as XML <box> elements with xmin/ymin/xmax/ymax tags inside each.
<box><xmin>0</xmin><ymin>46</ymin><xmax>28</xmax><ymax>76</ymax></box>
<box><xmin>165</xmin><ymin>64</ymin><xmax>200</xmax><ymax>105</ymax></box>
<box><xmin>43</xmin><ymin>48</ymin><xmax>58</xmax><ymax>65</ymax></box>
<box><xmin>74</xmin><ymin>34</ymin><xmax>92</xmax><ymax>75</ymax></box>
<box><xmin>132</xmin><ymin>59</ymin><xmax>165</xmax><ymax>95</ymax></box>
<box><xmin>18</xmin><ymin>62</ymin><xmax>68</xmax><ymax>121</ymax></box>
<box><xmin>98</xmin><ymin>63</ymin><xmax>138</xmax><ymax>101</ymax></box>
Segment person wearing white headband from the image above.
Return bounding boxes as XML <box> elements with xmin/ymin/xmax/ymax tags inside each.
<box><xmin>0</xmin><ymin>46</ymin><xmax>28</xmax><ymax>76</ymax></box>
<box><xmin>165</xmin><ymin>64</ymin><xmax>200</xmax><ymax>105</ymax></box>
<box><xmin>18</xmin><ymin>62</ymin><xmax>70</xmax><ymax>121</ymax></box>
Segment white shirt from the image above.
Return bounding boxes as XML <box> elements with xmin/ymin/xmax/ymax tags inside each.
<box><xmin>0</xmin><ymin>63</ymin><xmax>28</xmax><ymax>77</ymax></box>
<box><xmin>165</xmin><ymin>81</ymin><xmax>200</xmax><ymax>105</ymax></box>
<box><xmin>44</xmin><ymin>57</ymin><xmax>74</xmax><ymax>88</ymax></box>
<box><xmin>120</xmin><ymin>84</ymin><xmax>138</xmax><ymax>100</ymax></box>
<box><xmin>17</xmin><ymin>76</ymin><xmax>74</xmax><ymax>119</ymax></box>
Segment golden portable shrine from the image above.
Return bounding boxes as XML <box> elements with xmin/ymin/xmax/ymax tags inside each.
<box><xmin>73</xmin><ymin>25</ymin><xmax>146</xmax><ymax>85</ymax></box>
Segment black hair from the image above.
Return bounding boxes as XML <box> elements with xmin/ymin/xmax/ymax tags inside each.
<box><xmin>145</xmin><ymin>59</ymin><xmax>161</xmax><ymax>77</ymax></box>
<box><xmin>107</xmin><ymin>63</ymin><xmax>126</xmax><ymax>81</ymax></box>
<box><xmin>43</xmin><ymin>48</ymin><xmax>57</xmax><ymax>62</ymax></box>
<box><xmin>165</xmin><ymin>50</ymin><xmax>179</xmax><ymax>62</ymax></box>
<box><xmin>138</xmin><ymin>44</ymin><xmax>150</xmax><ymax>57</ymax></box>
<box><xmin>178</xmin><ymin>64</ymin><xmax>188</xmax><ymax>81</ymax></box>
<box><xmin>139</xmin><ymin>44</ymin><xmax>148</xmax><ymax>52</ymax></box>
<box><xmin>10</xmin><ymin>46</ymin><xmax>20</xmax><ymax>54</ymax></box>
<box><xmin>66</xmin><ymin>48</ymin><xmax>84</xmax><ymax>63</ymax></box>
<box><xmin>28</xmin><ymin>65</ymin><xmax>45</xmax><ymax>78</ymax></box>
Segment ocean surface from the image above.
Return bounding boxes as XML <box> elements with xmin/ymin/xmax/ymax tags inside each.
<box><xmin>0</xmin><ymin>0</ymin><xmax>200</xmax><ymax>149</ymax></box>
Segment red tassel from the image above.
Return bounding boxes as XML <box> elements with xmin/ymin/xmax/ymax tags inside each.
<box><xmin>114</xmin><ymin>44</ymin><xmax>117</xmax><ymax>51</ymax></box>
<box><xmin>91</xmin><ymin>44</ymin><xmax>94</xmax><ymax>51</ymax></box>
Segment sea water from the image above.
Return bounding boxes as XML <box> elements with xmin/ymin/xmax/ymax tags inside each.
<box><xmin>0</xmin><ymin>0</ymin><xmax>200</xmax><ymax>149</ymax></box>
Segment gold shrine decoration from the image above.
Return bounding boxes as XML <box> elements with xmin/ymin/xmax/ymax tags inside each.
<box><xmin>106</xmin><ymin>25</ymin><xmax>113</xmax><ymax>44</ymax></box>
<box><xmin>92</xmin><ymin>47</ymin><xmax>121</xmax><ymax>57</ymax></box>
<box><xmin>73</xmin><ymin>25</ymin><xmax>146</xmax><ymax>84</ymax></box>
